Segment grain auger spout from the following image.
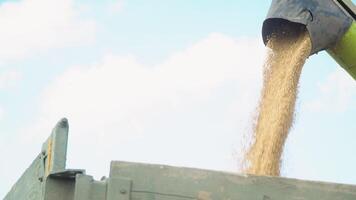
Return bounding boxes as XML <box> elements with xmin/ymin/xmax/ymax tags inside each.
<box><xmin>262</xmin><ymin>0</ymin><xmax>356</xmax><ymax>80</ymax></box>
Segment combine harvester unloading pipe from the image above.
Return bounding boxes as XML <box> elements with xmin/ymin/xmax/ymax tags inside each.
<box><xmin>263</xmin><ymin>0</ymin><xmax>356</xmax><ymax>79</ymax></box>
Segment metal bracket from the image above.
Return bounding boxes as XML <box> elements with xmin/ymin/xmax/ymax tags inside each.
<box><xmin>49</xmin><ymin>169</ymin><xmax>85</xmax><ymax>179</ymax></box>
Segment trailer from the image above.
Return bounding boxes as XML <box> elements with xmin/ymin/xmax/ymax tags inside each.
<box><xmin>4</xmin><ymin>119</ymin><xmax>356</xmax><ymax>200</ymax></box>
<box><xmin>4</xmin><ymin>1</ymin><xmax>356</xmax><ymax>199</ymax></box>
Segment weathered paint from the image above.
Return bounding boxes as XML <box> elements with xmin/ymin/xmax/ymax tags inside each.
<box><xmin>45</xmin><ymin>137</ymin><xmax>53</xmax><ymax>176</ymax></box>
<box><xmin>110</xmin><ymin>161</ymin><xmax>356</xmax><ymax>200</ymax></box>
<box><xmin>4</xmin><ymin>118</ymin><xmax>69</xmax><ymax>200</ymax></box>
<box><xmin>4</xmin><ymin>154</ymin><xmax>44</xmax><ymax>200</ymax></box>
<box><xmin>41</xmin><ymin>118</ymin><xmax>69</xmax><ymax>173</ymax></box>
<box><xmin>5</xmin><ymin>119</ymin><xmax>356</xmax><ymax>200</ymax></box>
<box><xmin>43</xmin><ymin>177</ymin><xmax>75</xmax><ymax>200</ymax></box>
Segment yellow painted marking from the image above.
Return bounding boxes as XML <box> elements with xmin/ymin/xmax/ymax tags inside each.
<box><xmin>46</xmin><ymin>138</ymin><xmax>53</xmax><ymax>176</ymax></box>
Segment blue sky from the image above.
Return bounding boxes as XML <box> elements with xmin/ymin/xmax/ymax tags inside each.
<box><xmin>0</xmin><ymin>0</ymin><xmax>355</xmax><ymax>197</ymax></box>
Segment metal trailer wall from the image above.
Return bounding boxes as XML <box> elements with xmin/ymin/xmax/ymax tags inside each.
<box><xmin>4</xmin><ymin>119</ymin><xmax>356</xmax><ymax>200</ymax></box>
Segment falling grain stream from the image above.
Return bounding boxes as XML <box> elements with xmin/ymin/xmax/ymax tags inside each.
<box><xmin>244</xmin><ymin>29</ymin><xmax>312</xmax><ymax>176</ymax></box>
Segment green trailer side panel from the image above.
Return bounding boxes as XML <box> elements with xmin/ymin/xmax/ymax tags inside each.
<box><xmin>5</xmin><ymin>119</ymin><xmax>356</xmax><ymax>200</ymax></box>
<box><xmin>41</xmin><ymin>118</ymin><xmax>69</xmax><ymax>174</ymax></box>
<box><xmin>73</xmin><ymin>175</ymin><xmax>107</xmax><ymax>200</ymax></box>
<box><xmin>328</xmin><ymin>22</ymin><xmax>356</xmax><ymax>80</ymax></box>
<box><xmin>110</xmin><ymin>161</ymin><xmax>356</xmax><ymax>200</ymax></box>
<box><xmin>4</xmin><ymin>118</ymin><xmax>69</xmax><ymax>200</ymax></box>
<box><xmin>4</xmin><ymin>154</ymin><xmax>44</xmax><ymax>200</ymax></box>
<box><xmin>43</xmin><ymin>178</ymin><xmax>75</xmax><ymax>200</ymax></box>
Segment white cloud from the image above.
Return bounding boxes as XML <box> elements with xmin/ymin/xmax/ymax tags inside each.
<box><xmin>304</xmin><ymin>69</ymin><xmax>356</xmax><ymax>113</ymax></box>
<box><xmin>0</xmin><ymin>70</ymin><xmax>22</xmax><ymax>90</ymax></box>
<box><xmin>17</xmin><ymin>33</ymin><xmax>265</xmax><ymax>178</ymax></box>
<box><xmin>108</xmin><ymin>0</ymin><xmax>124</xmax><ymax>14</ymax></box>
<box><xmin>0</xmin><ymin>0</ymin><xmax>95</xmax><ymax>62</ymax></box>
<box><xmin>0</xmin><ymin>106</ymin><xmax>3</xmax><ymax>121</ymax></box>
<box><xmin>0</xmin><ymin>70</ymin><xmax>21</xmax><ymax>123</ymax></box>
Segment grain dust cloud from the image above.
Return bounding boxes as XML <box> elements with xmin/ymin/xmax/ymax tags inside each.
<box><xmin>244</xmin><ymin>26</ymin><xmax>312</xmax><ymax>176</ymax></box>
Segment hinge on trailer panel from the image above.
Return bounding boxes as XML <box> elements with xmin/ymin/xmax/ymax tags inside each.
<box><xmin>38</xmin><ymin>151</ymin><xmax>47</xmax><ymax>183</ymax></box>
<box><xmin>107</xmin><ymin>177</ymin><xmax>132</xmax><ymax>200</ymax></box>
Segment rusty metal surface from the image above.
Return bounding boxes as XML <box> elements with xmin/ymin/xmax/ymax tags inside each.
<box><xmin>262</xmin><ymin>0</ymin><xmax>352</xmax><ymax>54</ymax></box>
